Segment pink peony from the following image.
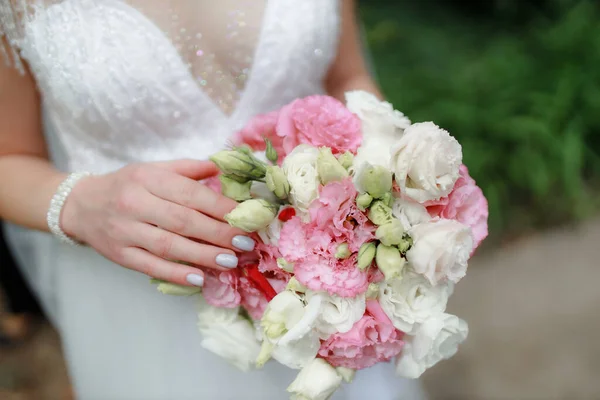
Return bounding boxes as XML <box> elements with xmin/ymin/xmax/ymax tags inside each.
<box><xmin>233</xmin><ymin>110</ymin><xmax>282</xmax><ymax>150</ymax></box>
<box><xmin>278</xmin><ymin>216</ymin><xmax>331</xmax><ymax>262</ymax></box>
<box><xmin>202</xmin><ymin>271</ymin><xmax>241</xmax><ymax>308</ymax></box>
<box><xmin>238</xmin><ymin>276</ymin><xmax>268</xmax><ymax>320</ymax></box>
<box><xmin>425</xmin><ymin>165</ymin><xmax>488</xmax><ymax>253</ymax></box>
<box><xmin>294</xmin><ymin>254</ymin><xmax>369</xmax><ymax>298</ymax></box>
<box><xmin>256</xmin><ymin>242</ymin><xmax>292</xmax><ymax>282</ymax></box>
<box><xmin>276</xmin><ymin>95</ymin><xmax>362</xmax><ymax>155</ymax></box>
<box><xmin>318</xmin><ymin>300</ymin><xmax>404</xmax><ymax>370</ymax></box>
<box><xmin>309</xmin><ymin>178</ymin><xmax>374</xmax><ymax>251</ymax></box>
<box><xmin>278</xmin><ymin>179</ymin><xmax>374</xmax><ymax>298</ymax></box>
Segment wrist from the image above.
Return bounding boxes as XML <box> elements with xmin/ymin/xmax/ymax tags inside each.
<box><xmin>47</xmin><ymin>172</ymin><xmax>92</xmax><ymax>245</ymax></box>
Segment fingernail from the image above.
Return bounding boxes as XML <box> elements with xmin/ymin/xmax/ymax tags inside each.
<box><xmin>216</xmin><ymin>254</ymin><xmax>239</xmax><ymax>269</ymax></box>
<box><xmin>231</xmin><ymin>235</ymin><xmax>256</xmax><ymax>252</ymax></box>
<box><xmin>186</xmin><ymin>274</ymin><xmax>204</xmax><ymax>287</ymax></box>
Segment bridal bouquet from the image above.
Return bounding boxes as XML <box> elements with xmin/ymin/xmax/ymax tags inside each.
<box><xmin>154</xmin><ymin>91</ymin><xmax>488</xmax><ymax>399</ymax></box>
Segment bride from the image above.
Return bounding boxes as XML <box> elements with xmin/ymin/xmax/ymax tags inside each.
<box><xmin>0</xmin><ymin>1</ymin><xmax>426</xmax><ymax>398</ymax></box>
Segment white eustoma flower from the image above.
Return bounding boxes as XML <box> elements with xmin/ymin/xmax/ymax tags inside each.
<box><xmin>391</xmin><ymin>196</ymin><xmax>432</xmax><ymax>231</ymax></box>
<box><xmin>196</xmin><ymin>297</ymin><xmax>261</xmax><ymax>372</ymax></box>
<box><xmin>257</xmin><ymin>214</ymin><xmax>284</xmax><ymax>246</ymax></box>
<box><xmin>346</xmin><ymin>91</ymin><xmax>411</xmax><ymax>171</ymax></box>
<box><xmin>287</xmin><ymin>358</ymin><xmax>343</xmax><ymax>400</ymax></box>
<box><xmin>258</xmin><ymin>291</ymin><xmax>322</xmax><ymax>369</ymax></box>
<box><xmin>306</xmin><ymin>290</ymin><xmax>366</xmax><ymax>338</ymax></box>
<box><xmin>391</xmin><ymin>122</ymin><xmax>462</xmax><ymax>203</ymax></box>
<box><xmin>282</xmin><ymin>145</ymin><xmax>321</xmax><ymax>216</ymax></box>
<box><xmin>395</xmin><ymin>313</ymin><xmax>468</xmax><ymax>378</ymax></box>
<box><xmin>379</xmin><ymin>271</ymin><xmax>451</xmax><ymax>334</ymax></box>
<box><xmin>407</xmin><ymin>219</ymin><xmax>473</xmax><ymax>285</ymax></box>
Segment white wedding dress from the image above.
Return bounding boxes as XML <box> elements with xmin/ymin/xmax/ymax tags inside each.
<box><xmin>1</xmin><ymin>1</ymin><xmax>426</xmax><ymax>399</ymax></box>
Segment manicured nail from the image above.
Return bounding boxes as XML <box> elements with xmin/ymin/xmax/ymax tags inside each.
<box><xmin>186</xmin><ymin>274</ymin><xmax>204</xmax><ymax>287</ymax></box>
<box><xmin>231</xmin><ymin>235</ymin><xmax>256</xmax><ymax>251</ymax></box>
<box><xmin>216</xmin><ymin>254</ymin><xmax>239</xmax><ymax>269</ymax></box>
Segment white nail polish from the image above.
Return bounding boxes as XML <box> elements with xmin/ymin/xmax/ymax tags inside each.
<box><xmin>186</xmin><ymin>274</ymin><xmax>204</xmax><ymax>287</ymax></box>
<box><xmin>232</xmin><ymin>235</ymin><xmax>256</xmax><ymax>251</ymax></box>
<box><xmin>216</xmin><ymin>254</ymin><xmax>238</xmax><ymax>269</ymax></box>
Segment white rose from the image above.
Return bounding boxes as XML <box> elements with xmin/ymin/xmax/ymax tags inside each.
<box><xmin>282</xmin><ymin>145</ymin><xmax>320</xmax><ymax>216</ymax></box>
<box><xmin>391</xmin><ymin>122</ymin><xmax>462</xmax><ymax>203</ymax></box>
<box><xmin>307</xmin><ymin>290</ymin><xmax>366</xmax><ymax>338</ymax></box>
<box><xmin>407</xmin><ymin>219</ymin><xmax>473</xmax><ymax>285</ymax></box>
<box><xmin>346</xmin><ymin>91</ymin><xmax>411</xmax><ymax>171</ymax></box>
<box><xmin>196</xmin><ymin>297</ymin><xmax>261</xmax><ymax>372</ymax></box>
<box><xmin>379</xmin><ymin>271</ymin><xmax>451</xmax><ymax>334</ymax></box>
<box><xmin>391</xmin><ymin>196</ymin><xmax>432</xmax><ymax>231</ymax></box>
<box><xmin>257</xmin><ymin>214</ymin><xmax>283</xmax><ymax>246</ymax></box>
<box><xmin>345</xmin><ymin>91</ymin><xmax>411</xmax><ymax>141</ymax></box>
<box><xmin>258</xmin><ymin>291</ymin><xmax>322</xmax><ymax>369</ymax></box>
<box><xmin>395</xmin><ymin>313</ymin><xmax>468</xmax><ymax>378</ymax></box>
<box><xmin>287</xmin><ymin>358</ymin><xmax>343</xmax><ymax>400</ymax></box>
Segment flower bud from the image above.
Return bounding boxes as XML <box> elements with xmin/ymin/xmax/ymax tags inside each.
<box><xmin>265</xmin><ymin>138</ymin><xmax>278</xmax><ymax>164</ymax></box>
<box><xmin>357</xmin><ymin>163</ymin><xmax>393</xmax><ymax>198</ymax></box>
<box><xmin>335</xmin><ymin>243</ymin><xmax>351</xmax><ymax>259</ymax></box>
<box><xmin>316</xmin><ymin>147</ymin><xmax>349</xmax><ymax>185</ymax></box>
<box><xmin>265</xmin><ymin>165</ymin><xmax>290</xmax><ymax>199</ymax></box>
<box><xmin>286</xmin><ymin>277</ymin><xmax>307</xmax><ymax>293</ymax></box>
<box><xmin>398</xmin><ymin>234</ymin><xmax>414</xmax><ymax>255</ymax></box>
<box><xmin>219</xmin><ymin>175</ymin><xmax>252</xmax><ymax>201</ymax></box>
<box><xmin>150</xmin><ymin>279</ymin><xmax>201</xmax><ymax>296</ymax></box>
<box><xmin>376</xmin><ymin>243</ymin><xmax>406</xmax><ymax>281</ymax></box>
<box><xmin>356</xmin><ymin>193</ymin><xmax>373</xmax><ymax>211</ymax></box>
<box><xmin>357</xmin><ymin>242</ymin><xmax>376</xmax><ymax>270</ymax></box>
<box><xmin>336</xmin><ymin>367</ymin><xmax>356</xmax><ymax>383</ymax></box>
<box><xmin>338</xmin><ymin>151</ymin><xmax>354</xmax><ymax>170</ymax></box>
<box><xmin>225</xmin><ymin>199</ymin><xmax>278</xmax><ymax>232</ymax></box>
<box><xmin>366</xmin><ymin>282</ymin><xmax>380</xmax><ymax>300</ymax></box>
<box><xmin>277</xmin><ymin>258</ymin><xmax>295</xmax><ymax>273</ymax></box>
<box><xmin>368</xmin><ymin>200</ymin><xmax>393</xmax><ymax>226</ymax></box>
<box><xmin>210</xmin><ymin>149</ymin><xmax>267</xmax><ymax>181</ymax></box>
<box><xmin>256</xmin><ymin>340</ymin><xmax>274</xmax><ymax>368</ymax></box>
<box><xmin>381</xmin><ymin>192</ymin><xmax>394</xmax><ymax>208</ymax></box>
<box><xmin>375</xmin><ymin>219</ymin><xmax>405</xmax><ymax>246</ymax></box>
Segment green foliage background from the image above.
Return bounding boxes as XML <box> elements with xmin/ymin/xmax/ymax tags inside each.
<box><xmin>359</xmin><ymin>0</ymin><xmax>600</xmax><ymax>240</ymax></box>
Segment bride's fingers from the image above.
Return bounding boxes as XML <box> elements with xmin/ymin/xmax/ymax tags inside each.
<box><xmin>131</xmin><ymin>223</ymin><xmax>239</xmax><ymax>271</ymax></box>
<box><xmin>151</xmin><ymin>159</ymin><xmax>219</xmax><ymax>181</ymax></box>
<box><xmin>119</xmin><ymin>247</ymin><xmax>206</xmax><ymax>287</ymax></box>
<box><xmin>137</xmin><ymin>196</ymin><xmax>254</xmax><ymax>252</ymax></box>
<box><xmin>144</xmin><ymin>167</ymin><xmax>238</xmax><ymax>221</ymax></box>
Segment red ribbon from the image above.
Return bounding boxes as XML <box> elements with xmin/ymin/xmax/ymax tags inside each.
<box><xmin>243</xmin><ymin>264</ymin><xmax>277</xmax><ymax>301</ymax></box>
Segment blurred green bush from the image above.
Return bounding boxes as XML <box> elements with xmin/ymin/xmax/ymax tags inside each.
<box><xmin>359</xmin><ymin>0</ymin><xmax>600</xmax><ymax>240</ymax></box>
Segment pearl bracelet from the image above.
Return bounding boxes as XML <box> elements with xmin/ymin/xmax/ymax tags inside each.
<box><xmin>47</xmin><ymin>171</ymin><xmax>91</xmax><ymax>246</ymax></box>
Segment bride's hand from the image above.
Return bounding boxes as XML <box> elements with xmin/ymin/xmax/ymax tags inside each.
<box><xmin>60</xmin><ymin>159</ymin><xmax>254</xmax><ymax>287</ymax></box>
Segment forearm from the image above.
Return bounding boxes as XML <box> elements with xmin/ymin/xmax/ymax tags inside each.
<box><xmin>0</xmin><ymin>155</ymin><xmax>66</xmax><ymax>232</ymax></box>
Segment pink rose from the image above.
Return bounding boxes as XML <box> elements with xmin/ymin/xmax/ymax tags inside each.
<box><xmin>318</xmin><ymin>300</ymin><xmax>404</xmax><ymax>370</ymax></box>
<box><xmin>276</xmin><ymin>95</ymin><xmax>362</xmax><ymax>155</ymax></box>
<box><xmin>202</xmin><ymin>271</ymin><xmax>241</xmax><ymax>308</ymax></box>
<box><xmin>425</xmin><ymin>165</ymin><xmax>488</xmax><ymax>253</ymax></box>
<box><xmin>294</xmin><ymin>254</ymin><xmax>369</xmax><ymax>298</ymax></box>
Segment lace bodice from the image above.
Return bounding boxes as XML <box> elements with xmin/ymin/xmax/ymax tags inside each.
<box><xmin>0</xmin><ymin>0</ymin><xmax>340</xmax><ymax>173</ymax></box>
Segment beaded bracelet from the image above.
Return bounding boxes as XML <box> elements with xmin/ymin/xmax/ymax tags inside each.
<box><xmin>46</xmin><ymin>172</ymin><xmax>91</xmax><ymax>246</ymax></box>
